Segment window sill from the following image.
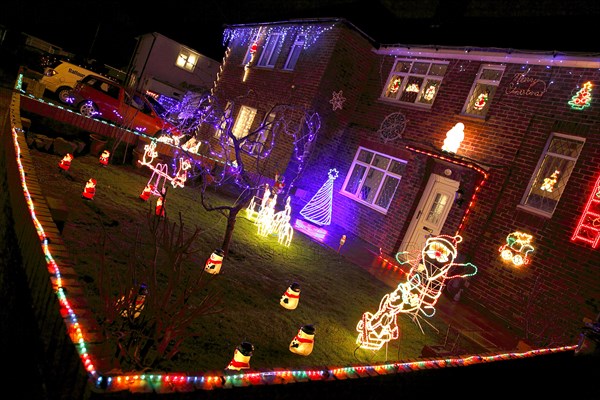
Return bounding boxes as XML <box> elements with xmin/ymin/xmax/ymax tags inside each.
<box><xmin>515</xmin><ymin>204</ymin><xmax>553</xmax><ymax>219</ymax></box>
<box><xmin>457</xmin><ymin>112</ymin><xmax>489</xmax><ymax>123</ymax></box>
<box><xmin>377</xmin><ymin>97</ymin><xmax>433</xmax><ymax>110</ymax></box>
<box><xmin>339</xmin><ymin>190</ymin><xmax>389</xmax><ymax>215</ymax></box>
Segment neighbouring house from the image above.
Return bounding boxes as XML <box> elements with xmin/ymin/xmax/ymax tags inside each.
<box><xmin>127</xmin><ymin>32</ymin><xmax>220</xmax><ymax>104</ymax></box>
<box><xmin>208</xmin><ymin>17</ymin><xmax>600</xmax><ymax>348</ymax></box>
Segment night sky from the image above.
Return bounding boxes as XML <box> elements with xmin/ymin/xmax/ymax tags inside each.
<box><xmin>2</xmin><ymin>0</ymin><xmax>598</xmax><ymax>69</ymax></box>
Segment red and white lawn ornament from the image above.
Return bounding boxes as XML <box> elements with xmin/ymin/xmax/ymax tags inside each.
<box><xmin>117</xmin><ymin>284</ymin><xmax>148</xmax><ymax>320</ymax></box>
<box><xmin>81</xmin><ymin>178</ymin><xmax>97</xmax><ymax>200</ymax></box>
<box><xmin>204</xmin><ymin>248</ymin><xmax>224</xmax><ymax>275</ymax></box>
<box><xmin>226</xmin><ymin>341</ymin><xmax>254</xmax><ymax>371</ymax></box>
<box><xmin>155</xmin><ymin>196</ymin><xmax>165</xmax><ymax>217</ymax></box>
<box><xmin>139</xmin><ymin>184</ymin><xmax>154</xmax><ymax>202</ymax></box>
<box><xmin>289</xmin><ymin>324</ymin><xmax>315</xmax><ymax>356</ymax></box>
<box><xmin>99</xmin><ymin>150</ymin><xmax>110</xmax><ymax>166</ymax></box>
<box><xmin>280</xmin><ymin>282</ymin><xmax>301</xmax><ymax>310</ymax></box>
<box><xmin>58</xmin><ymin>153</ymin><xmax>73</xmax><ymax>172</ymax></box>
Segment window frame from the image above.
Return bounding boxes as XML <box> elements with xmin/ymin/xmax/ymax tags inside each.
<box><xmin>241</xmin><ymin>112</ymin><xmax>275</xmax><ymax>156</ymax></box>
<box><xmin>518</xmin><ymin>132</ymin><xmax>585</xmax><ymax>218</ymax></box>
<box><xmin>175</xmin><ymin>47</ymin><xmax>199</xmax><ymax>72</ymax></box>
<box><xmin>283</xmin><ymin>34</ymin><xmax>306</xmax><ymax>70</ymax></box>
<box><xmin>340</xmin><ymin>146</ymin><xmax>407</xmax><ymax>214</ymax></box>
<box><xmin>256</xmin><ymin>32</ymin><xmax>283</xmax><ymax>68</ymax></box>
<box><xmin>380</xmin><ymin>59</ymin><xmax>448</xmax><ymax>108</ymax></box>
<box><xmin>461</xmin><ymin>64</ymin><xmax>505</xmax><ymax>118</ymax></box>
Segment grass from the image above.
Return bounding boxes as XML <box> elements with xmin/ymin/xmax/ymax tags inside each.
<box><xmin>28</xmin><ymin>144</ymin><xmax>458</xmax><ymax>374</ymax></box>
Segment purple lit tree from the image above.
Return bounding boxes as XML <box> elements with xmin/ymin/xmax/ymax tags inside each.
<box><xmin>173</xmin><ymin>90</ymin><xmax>321</xmax><ymax>256</ymax></box>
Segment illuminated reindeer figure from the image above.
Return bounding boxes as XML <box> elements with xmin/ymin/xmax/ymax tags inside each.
<box><xmin>356</xmin><ymin>235</ymin><xmax>477</xmax><ymax>351</ymax></box>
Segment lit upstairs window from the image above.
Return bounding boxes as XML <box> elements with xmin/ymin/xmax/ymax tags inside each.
<box><xmin>520</xmin><ymin>133</ymin><xmax>585</xmax><ymax>217</ymax></box>
<box><xmin>381</xmin><ymin>59</ymin><xmax>448</xmax><ymax>108</ymax></box>
<box><xmin>176</xmin><ymin>48</ymin><xmax>199</xmax><ymax>72</ymax></box>
<box><xmin>462</xmin><ymin>64</ymin><xmax>505</xmax><ymax>118</ymax></box>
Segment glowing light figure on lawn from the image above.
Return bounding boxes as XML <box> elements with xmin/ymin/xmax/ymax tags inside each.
<box><xmin>226</xmin><ymin>341</ymin><xmax>254</xmax><ymax>370</ymax></box>
<box><xmin>280</xmin><ymin>282</ymin><xmax>301</xmax><ymax>310</ymax></box>
<box><xmin>246</xmin><ymin>184</ymin><xmax>270</xmax><ymax>220</ymax></box>
<box><xmin>256</xmin><ymin>195</ymin><xmax>277</xmax><ymax>237</ymax></box>
<box><xmin>499</xmin><ymin>231</ymin><xmax>535</xmax><ymax>267</ymax></box>
<box><xmin>139</xmin><ymin>141</ymin><xmax>191</xmax><ymax>192</ymax></box>
<box><xmin>58</xmin><ymin>153</ymin><xmax>73</xmax><ymax>172</ymax></box>
<box><xmin>356</xmin><ymin>235</ymin><xmax>477</xmax><ymax>351</ymax></box>
<box><xmin>81</xmin><ymin>178</ymin><xmax>97</xmax><ymax>200</ymax></box>
<box><xmin>289</xmin><ymin>324</ymin><xmax>315</xmax><ymax>356</ymax></box>
<box><xmin>99</xmin><ymin>150</ymin><xmax>110</xmax><ymax>166</ymax></box>
<box><xmin>256</xmin><ymin>195</ymin><xmax>295</xmax><ymax>246</ymax></box>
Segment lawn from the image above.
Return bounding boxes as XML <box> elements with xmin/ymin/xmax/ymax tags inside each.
<box><xmin>28</xmin><ymin>141</ymin><xmax>455</xmax><ymax>374</ymax></box>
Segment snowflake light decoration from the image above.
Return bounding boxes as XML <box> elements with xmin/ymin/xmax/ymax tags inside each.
<box><xmin>329</xmin><ymin>90</ymin><xmax>346</xmax><ymax>111</ymax></box>
<box><xmin>378</xmin><ymin>112</ymin><xmax>407</xmax><ymax>143</ymax></box>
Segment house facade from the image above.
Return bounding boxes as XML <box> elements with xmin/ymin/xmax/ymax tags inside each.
<box><xmin>127</xmin><ymin>32</ymin><xmax>220</xmax><ymax>103</ymax></box>
<box><xmin>211</xmin><ymin>18</ymin><xmax>600</xmax><ymax>347</ymax></box>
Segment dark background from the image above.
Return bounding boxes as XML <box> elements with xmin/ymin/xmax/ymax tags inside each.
<box><xmin>1</xmin><ymin>0</ymin><xmax>599</xmax><ymax>68</ymax></box>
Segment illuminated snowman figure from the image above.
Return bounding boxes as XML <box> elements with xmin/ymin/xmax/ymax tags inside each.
<box><xmin>280</xmin><ymin>282</ymin><xmax>301</xmax><ymax>310</ymax></box>
<box><xmin>204</xmin><ymin>248</ymin><xmax>225</xmax><ymax>275</ymax></box>
<box><xmin>226</xmin><ymin>341</ymin><xmax>254</xmax><ymax>371</ymax></box>
<box><xmin>289</xmin><ymin>324</ymin><xmax>315</xmax><ymax>356</ymax></box>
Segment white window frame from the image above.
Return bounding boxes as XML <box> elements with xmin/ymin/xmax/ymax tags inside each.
<box><xmin>283</xmin><ymin>34</ymin><xmax>306</xmax><ymax>70</ymax></box>
<box><xmin>341</xmin><ymin>147</ymin><xmax>407</xmax><ymax>214</ymax></box>
<box><xmin>257</xmin><ymin>32</ymin><xmax>283</xmax><ymax>68</ymax></box>
<box><xmin>175</xmin><ymin>47</ymin><xmax>199</xmax><ymax>72</ymax></box>
<box><xmin>519</xmin><ymin>132</ymin><xmax>585</xmax><ymax>217</ymax></box>
<box><xmin>461</xmin><ymin>64</ymin><xmax>505</xmax><ymax>118</ymax></box>
<box><xmin>380</xmin><ymin>59</ymin><xmax>448</xmax><ymax>108</ymax></box>
<box><xmin>242</xmin><ymin>112</ymin><xmax>275</xmax><ymax>156</ymax></box>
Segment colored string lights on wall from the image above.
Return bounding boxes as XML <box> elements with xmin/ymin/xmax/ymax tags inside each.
<box><xmin>568</xmin><ymin>81</ymin><xmax>593</xmax><ymax>110</ymax></box>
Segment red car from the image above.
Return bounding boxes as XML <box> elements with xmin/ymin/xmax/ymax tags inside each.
<box><xmin>69</xmin><ymin>75</ymin><xmax>182</xmax><ymax>138</ymax></box>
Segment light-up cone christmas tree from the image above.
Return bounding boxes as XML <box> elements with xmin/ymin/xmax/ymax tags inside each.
<box><xmin>299</xmin><ymin>169</ymin><xmax>338</xmax><ymax>226</ymax></box>
<box><xmin>568</xmin><ymin>81</ymin><xmax>592</xmax><ymax>110</ymax></box>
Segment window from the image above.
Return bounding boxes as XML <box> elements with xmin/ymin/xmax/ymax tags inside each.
<box><xmin>176</xmin><ymin>48</ymin><xmax>199</xmax><ymax>72</ymax></box>
<box><xmin>462</xmin><ymin>64</ymin><xmax>505</xmax><ymax>118</ymax></box>
<box><xmin>283</xmin><ymin>34</ymin><xmax>306</xmax><ymax>70</ymax></box>
<box><xmin>242</xmin><ymin>112</ymin><xmax>275</xmax><ymax>156</ymax></box>
<box><xmin>381</xmin><ymin>59</ymin><xmax>448</xmax><ymax>107</ymax></box>
<box><xmin>519</xmin><ymin>133</ymin><xmax>585</xmax><ymax>217</ymax></box>
<box><xmin>232</xmin><ymin>105</ymin><xmax>257</xmax><ymax>139</ymax></box>
<box><xmin>341</xmin><ymin>147</ymin><xmax>407</xmax><ymax>213</ymax></box>
<box><xmin>257</xmin><ymin>32</ymin><xmax>283</xmax><ymax>68</ymax></box>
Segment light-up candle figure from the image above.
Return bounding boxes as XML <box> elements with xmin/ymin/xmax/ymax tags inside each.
<box><xmin>280</xmin><ymin>282</ymin><xmax>301</xmax><ymax>310</ymax></box>
<box><xmin>356</xmin><ymin>235</ymin><xmax>477</xmax><ymax>350</ymax></box>
<box><xmin>441</xmin><ymin>122</ymin><xmax>465</xmax><ymax>154</ymax></box>
<box><xmin>540</xmin><ymin>170</ymin><xmax>560</xmax><ymax>192</ymax></box>
<box><xmin>226</xmin><ymin>341</ymin><xmax>254</xmax><ymax>370</ymax></box>
<box><xmin>118</xmin><ymin>283</ymin><xmax>148</xmax><ymax>320</ymax></box>
<box><xmin>204</xmin><ymin>248</ymin><xmax>224</xmax><ymax>275</ymax></box>
<box><xmin>99</xmin><ymin>150</ymin><xmax>110</xmax><ymax>166</ymax></box>
<box><xmin>338</xmin><ymin>234</ymin><xmax>346</xmax><ymax>253</ymax></box>
<box><xmin>499</xmin><ymin>231</ymin><xmax>535</xmax><ymax>267</ymax></box>
<box><xmin>155</xmin><ymin>196</ymin><xmax>165</xmax><ymax>217</ymax></box>
<box><xmin>139</xmin><ymin>184</ymin><xmax>154</xmax><ymax>202</ymax></box>
<box><xmin>58</xmin><ymin>153</ymin><xmax>73</xmax><ymax>172</ymax></box>
<box><xmin>289</xmin><ymin>324</ymin><xmax>315</xmax><ymax>356</ymax></box>
<box><xmin>81</xmin><ymin>178</ymin><xmax>97</xmax><ymax>200</ymax></box>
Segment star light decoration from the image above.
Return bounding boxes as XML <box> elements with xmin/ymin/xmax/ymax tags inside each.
<box><xmin>329</xmin><ymin>90</ymin><xmax>346</xmax><ymax>111</ymax></box>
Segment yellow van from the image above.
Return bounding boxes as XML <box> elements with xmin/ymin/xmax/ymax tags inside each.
<box><xmin>40</xmin><ymin>60</ymin><xmax>106</xmax><ymax>104</ymax></box>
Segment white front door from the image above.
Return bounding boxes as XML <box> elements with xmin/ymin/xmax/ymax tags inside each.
<box><xmin>400</xmin><ymin>173</ymin><xmax>460</xmax><ymax>258</ymax></box>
